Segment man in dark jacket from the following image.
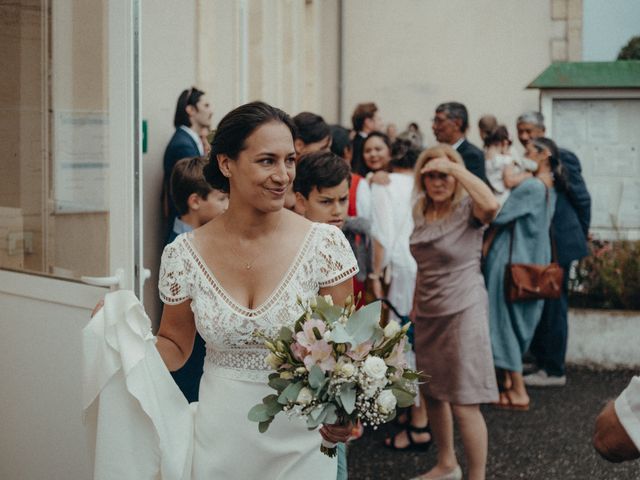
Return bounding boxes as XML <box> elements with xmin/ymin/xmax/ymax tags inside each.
<box><xmin>517</xmin><ymin>111</ymin><xmax>591</xmax><ymax>387</ymax></box>
<box><xmin>432</xmin><ymin>102</ymin><xmax>486</xmax><ymax>181</ymax></box>
<box><xmin>162</xmin><ymin>87</ymin><xmax>213</xmax><ymax>241</ymax></box>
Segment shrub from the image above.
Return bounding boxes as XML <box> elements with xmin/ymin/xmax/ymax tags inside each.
<box><xmin>569</xmin><ymin>239</ymin><xmax>640</xmax><ymax>310</ymax></box>
<box><xmin>617</xmin><ymin>36</ymin><xmax>640</xmax><ymax>60</ymax></box>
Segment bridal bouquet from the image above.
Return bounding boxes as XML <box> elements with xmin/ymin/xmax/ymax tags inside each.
<box><xmin>248</xmin><ymin>294</ymin><xmax>420</xmax><ymax>457</ymax></box>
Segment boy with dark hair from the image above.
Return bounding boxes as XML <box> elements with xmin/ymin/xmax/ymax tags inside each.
<box><xmin>168</xmin><ymin>156</ymin><xmax>228</xmax><ymax>244</ymax></box>
<box><xmin>294</xmin><ymin>151</ymin><xmax>351</xmax><ymax>227</ymax></box>
<box><xmin>167</xmin><ymin>156</ymin><xmax>228</xmax><ymax>403</ymax></box>
<box><xmin>293</xmin><ymin>150</ymin><xmax>355</xmax><ymax>480</ymax></box>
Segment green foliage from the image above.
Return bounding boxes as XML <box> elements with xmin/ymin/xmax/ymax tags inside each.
<box><xmin>617</xmin><ymin>36</ymin><xmax>640</xmax><ymax>60</ymax></box>
<box><xmin>569</xmin><ymin>239</ymin><xmax>640</xmax><ymax>310</ymax></box>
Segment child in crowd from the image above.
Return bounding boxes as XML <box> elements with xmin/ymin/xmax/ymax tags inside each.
<box><xmin>292</xmin><ymin>150</ymin><xmax>359</xmax><ymax>480</ymax></box>
<box><xmin>483</xmin><ymin>125</ymin><xmax>537</xmax><ymax>206</ymax></box>
<box><xmin>168</xmin><ymin>156</ymin><xmax>228</xmax><ymax>244</ymax></box>
<box><xmin>167</xmin><ymin>156</ymin><xmax>228</xmax><ymax>402</ymax></box>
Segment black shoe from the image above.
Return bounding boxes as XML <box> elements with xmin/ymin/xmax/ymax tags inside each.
<box><xmin>383</xmin><ymin>423</ymin><xmax>432</xmax><ymax>452</ymax></box>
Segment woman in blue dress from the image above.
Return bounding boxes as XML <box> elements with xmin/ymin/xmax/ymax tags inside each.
<box><xmin>485</xmin><ymin>137</ymin><xmax>566</xmax><ymax>409</ymax></box>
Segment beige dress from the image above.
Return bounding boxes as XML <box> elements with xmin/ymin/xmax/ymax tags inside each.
<box><xmin>410</xmin><ymin>197</ymin><xmax>498</xmax><ymax>405</ymax></box>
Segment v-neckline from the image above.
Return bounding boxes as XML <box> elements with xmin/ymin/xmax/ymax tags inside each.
<box><xmin>183</xmin><ymin>223</ymin><xmax>317</xmax><ymax>317</ymax></box>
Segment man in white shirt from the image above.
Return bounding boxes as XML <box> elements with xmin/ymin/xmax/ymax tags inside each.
<box><xmin>593</xmin><ymin>376</ymin><xmax>640</xmax><ymax>463</ymax></box>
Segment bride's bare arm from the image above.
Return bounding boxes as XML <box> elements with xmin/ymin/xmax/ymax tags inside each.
<box><xmin>156</xmin><ymin>301</ymin><xmax>197</xmax><ymax>371</ymax></box>
<box><xmin>318</xmin><ymin>278</ymin><xmax>354</xmax><ymax>308</ymax></box>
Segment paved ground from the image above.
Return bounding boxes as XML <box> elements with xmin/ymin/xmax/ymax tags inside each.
<box><xmin>347</xmin><ymin>367</ymin><xmax>639</xmax><ymax>479</ymax></box>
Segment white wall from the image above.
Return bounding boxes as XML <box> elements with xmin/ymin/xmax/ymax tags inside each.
<box><xmin>341</xmin><ymin>0</ymin><xmax>552</xmax><ymax>149</ymax></box>
<box><xmin>0</xmin><ymin>292</ymin><xmax>93</xmax><ymax>479</ymax></box>
<box><xmin>583</xmin><ymin>0</ymin><xmax>640</xmax><ymax>61</ymax></box>
<box><xmin>141</xmin><ymin>1</ymin><xmax>198</xmax><ymax>326</ymax></box>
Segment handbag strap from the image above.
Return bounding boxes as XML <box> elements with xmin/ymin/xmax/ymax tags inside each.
<box><xmin>508</xmin><ymin>186</ymin><xmax>557</xmax><ymax>265</ymax></box>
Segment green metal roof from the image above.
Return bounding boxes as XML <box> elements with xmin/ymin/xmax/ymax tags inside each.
<box><xmin>527</xmin><ymin>61</ymin><xmax>640</xmax><ymax>89</ymax></box>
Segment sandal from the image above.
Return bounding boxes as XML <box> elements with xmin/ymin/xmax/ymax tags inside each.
<box><xmin>384</xmin><ymin>423</ymin><xmax>432</xmax><ymax>452</ymax></box>
<box><xmin>491</xmin><ymin>391</ymin><xmax>530</xmax><ymax>411</ymax></box>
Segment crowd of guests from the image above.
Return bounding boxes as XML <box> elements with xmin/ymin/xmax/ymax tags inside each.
<box><xmin>159</xmin><ymin>88</ymin><xmax>608</xmax><ymax>479</ymax></box>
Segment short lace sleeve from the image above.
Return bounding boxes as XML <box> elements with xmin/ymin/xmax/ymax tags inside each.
<box><xmin>315</xmin><ymin>223</ymin><xmax>359</xmax><ymax>287</ymax></box>
<box><xmin>158</xmin><ymin>238</ymin><xmax>192</xmax><ymax>304</ymax></box>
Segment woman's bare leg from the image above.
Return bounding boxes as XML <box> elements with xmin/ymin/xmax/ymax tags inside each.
<box><xmin>452</xmin><ymin>404</ymin><xmax>488</xmax><ymax>480</ymax></box>
<box><xmin>507</xmin><ymin>371</ymin><xmax>530</xmax><ymax>405</ymax></box>
<box><xmin>419</xmin><ymin>395</ymin><xmax>459</xmax><ymax>478</ymax></box>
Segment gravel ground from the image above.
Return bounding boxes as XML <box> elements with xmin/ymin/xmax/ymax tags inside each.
<box><xmin>347</xmin><ymin>367</ymin><xmax>639</xmax><ymax>480</ymax></box>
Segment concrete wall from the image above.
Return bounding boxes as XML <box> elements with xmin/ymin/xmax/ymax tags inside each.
<box><xmin>340</xmin><ymin>0</ymin><xmax>554</xmax><ymax>149</ymax></box>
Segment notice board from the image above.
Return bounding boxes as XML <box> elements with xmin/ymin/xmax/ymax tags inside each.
<box><xmin>551</xmin><ymin>98</ymin><xmax>640</xmax><ymax>239</ymax></box>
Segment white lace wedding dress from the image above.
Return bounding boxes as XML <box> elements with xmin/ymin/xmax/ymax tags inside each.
<box><xmin>158</xmin><ymin>222</ymin><xmax>358</xmax><ymax>479</ymax></box>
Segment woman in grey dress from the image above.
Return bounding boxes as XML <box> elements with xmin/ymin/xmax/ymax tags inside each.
<box><xmin>409</xmin><ymin>145</ymin><xmax>499</xmax><ymax>480</ymax></box>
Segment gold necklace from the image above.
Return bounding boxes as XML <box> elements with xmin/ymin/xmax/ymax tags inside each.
<box><xmin>223</xmin><ymin>215</ymin><xmax>282</xmax><ymax>270</ymax></box>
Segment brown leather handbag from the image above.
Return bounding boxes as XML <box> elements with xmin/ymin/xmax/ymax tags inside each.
<box><xmin>504</xmin><ymin>220</ymin><xmax>564</xmax><ymax>303</ymax></box>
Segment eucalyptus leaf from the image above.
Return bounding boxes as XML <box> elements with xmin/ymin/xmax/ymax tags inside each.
<box><xmin>339</xmin><ymin>383</ymin><xmax>357</xmax><ymax>414</ymax></box>
<box><xmin>279</xmin><ymin>381</ymin><xmax>304</xmax><ymax>404</ymax></box>
<box><xmin>278</xmin><ymin>327</ymin><xmax>293</xmax><ymax>342</ymax></box>
<box><xmin>268</xmin><ymin>376</ymin><xmax>291</xmax><ymax>392</ymax></box>
<box><xmin>248</xmin><ymin>404</ymin><xmax>271</xmax><ymax>423</ymax></box>
<box><xmin>323</xmin><ymin>403</ymin><xmax>338</xmax><ymax>425</ymax></box>
<box><xmin>346</xmin><ymin>301</ymin><xmax>383</xmax><ymax>344</ymax></box>
<box><xmin>264</xmin><ymin>394</ymin><xmax>284</xmax><ymax>416</ymax></box>
<box><xmin>308</xmin><ymin>365</ymin><xmax>325</xmax><ymax>390</ymax></box>
<box><xmin>258</xmin><ymin>419</ymin><xmax>273</xmax><ymax>433</ymax></box>
<box><xmin>329</xmin><ymin>323</ymin><xmax>354</xmax><ymax>344</ymax></box>
<box><xmin>315</xmin><ymin>297</ymin><xmax>343</xmax><ymax>323</ymax></box>
<box><xmin>391</xmin><ymin>387</ymin><xmax>417</xmax><ymax>408</ymax></box>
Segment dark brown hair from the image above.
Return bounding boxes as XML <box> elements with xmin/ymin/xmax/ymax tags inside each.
<box><xmin>170</xmin><ymin>156</ymin><xmax>213</xmax><ymax>215</ymax></box>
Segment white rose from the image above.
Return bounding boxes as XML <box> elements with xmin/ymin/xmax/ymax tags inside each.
<box><xmin>323</xmin><ymin>294</ymin><xmax>334</xmax><ymax>306</ymax></box>
<box><xmin>377</xmin><ymin>390</ymin><xmax>397</xmax><ymax>414</ymax></box>
<box><xmin>296</xmin><ymin>387</ymin><xmax>314</xmax><ymax>405</ymax></box>
<box><xmin>340</xmin><ymin>362</ymin><xmax>356</xmax><ymax>378</ymax></box>
<box><xmin>363</xmin><ymin>356</ymin><xmax>387</xmax><ymax>380</ymax></box>
<box><xmin>265</xmin><ymin>353</ymin><xmax>283</xmax><ymax>370</ymax></box>
<box><xmin>383</xmin><ymin>321</ymin><xmax>401</xmax><ymax>338</ymax></box>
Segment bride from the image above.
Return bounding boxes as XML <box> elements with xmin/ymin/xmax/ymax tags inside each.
<box><xmin>153</xmin><ymin>101</ymin><xmax>358</xmax><ymax>478</ymax></box>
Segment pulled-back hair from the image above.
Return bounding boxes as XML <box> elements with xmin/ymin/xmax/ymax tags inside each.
<box><xmin>293</xmin><ymin>150</ymin><xmax>351</xmax><ymax>198</ymax></box>
<box><xmin>293</xmin><ymin>112</ymin><xmax>331</xmax><ymax>145</ymax></box>
<box><xmin>203</xmin><ymin>101</ymin><xmax>296</xmax><ymax>193</ymax></box>
<box><xmin>390</xmin><ymin>138</ymin><xmax>420</xmax><ymax>170</ymax></box>
<box><xmin>483</xmin><ymin>125</ymin><xmax>512</xmax><ymax>148</ymax></box>
<box><xmin>170</xmin><ymin>156</ymin><xmax>213</xmax><ymax>216</ymax></box>
<box><xmin>174</xmin><ymin>87</ymin><xmax>205</xmax><ymax>128</ymax></box>
<box><xmin>530</xmin><ymin>137</ymin><xmax>568</xmax><ymax>192</ymax></box>
<box><xmin>329</xmin><ymin>124</ymin><xmax>351</xmax><ymax>159</ymax></box>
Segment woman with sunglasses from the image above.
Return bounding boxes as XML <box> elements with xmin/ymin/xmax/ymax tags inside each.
<box><xmin>409</xmin><ymin>144</ymin><xmax>499</xmax><ymax>480</ymax></box>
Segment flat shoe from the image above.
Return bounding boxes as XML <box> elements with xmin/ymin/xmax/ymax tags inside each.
<box><xmin>409</xmin><ymin>465</ymin><xmax>462</xmax><ymax>480</ymax></box>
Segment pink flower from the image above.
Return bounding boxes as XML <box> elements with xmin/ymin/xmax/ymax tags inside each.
<box><xmin>347</xmin><ymin>341</ymin><xmax>373</xmax><ymax>361</ymax></box>
<box><xmin>291</xmin><ymin>342</ymin><xmax>309</xmax><ymax>362</ymax></box>
<box><xmin>385</xmin><ymin>337</ymin><xmax>408</xmax><ymax>370</ymax></box>
<box><xmin>295</xmin><ymin>318</ymin><xmax>326</xmax><ymax>349</ymax></box>
<box><xmin>304</xmin><ymin>339</ymin><xmax>336</xmax><ymax>372</ymax></box>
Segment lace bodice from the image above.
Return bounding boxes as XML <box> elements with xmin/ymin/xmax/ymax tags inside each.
<box><xmin>158</xmin><ymin>223</ymin><xmax>358</xmax><ymax>380</ymax></box>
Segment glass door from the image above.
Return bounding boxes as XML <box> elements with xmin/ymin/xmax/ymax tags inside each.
<box><xmin>0</xmin><ymin>0</ymin><xmax>145</xmax><ymax>302</ymax></box>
